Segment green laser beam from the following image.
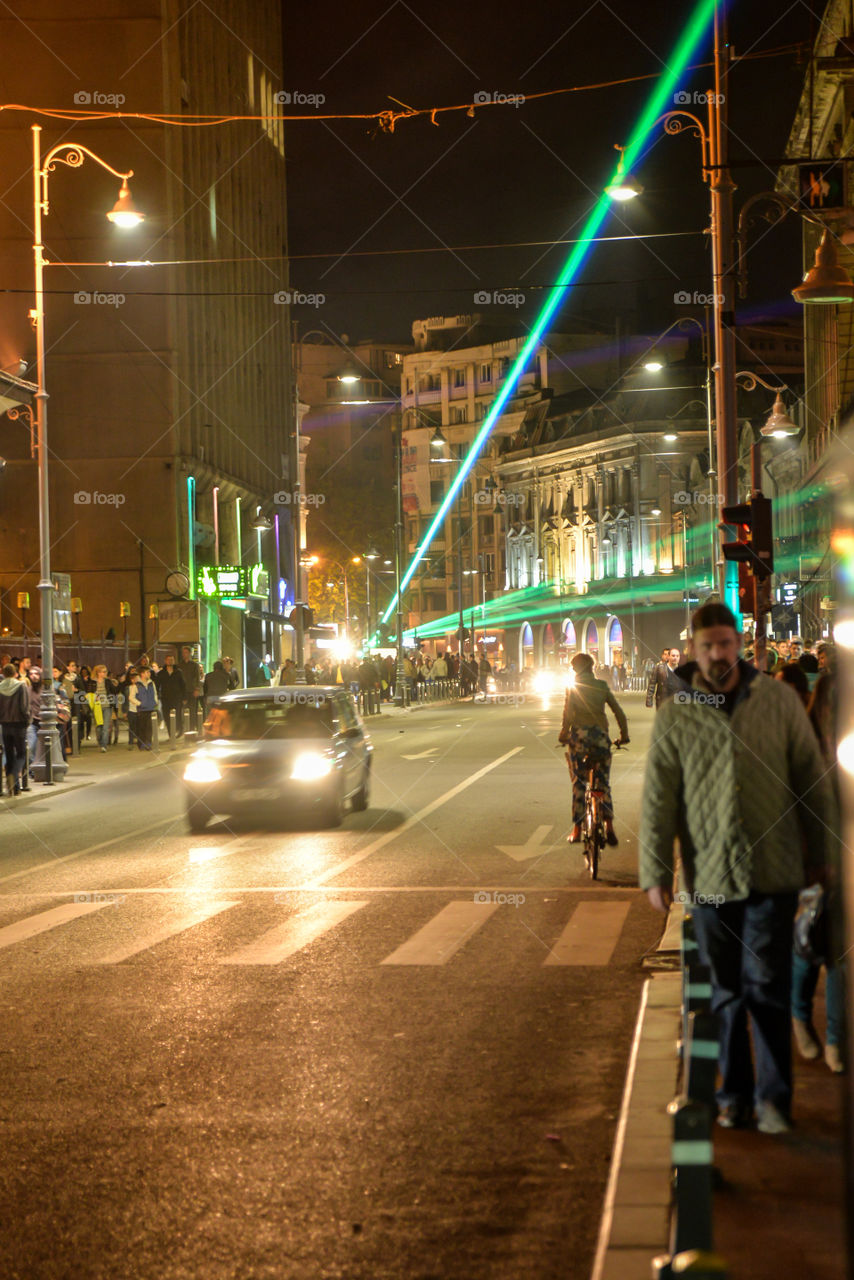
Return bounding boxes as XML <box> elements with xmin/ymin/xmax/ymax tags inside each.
<box><xmin>383</xmin><ymin>0</ymin><xmax>718</xmax><ymax>630</ymax></box>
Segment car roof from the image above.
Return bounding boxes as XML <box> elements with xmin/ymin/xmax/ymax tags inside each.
<box><xmin>215</xmin><ymin>685</ymin><xmax>344</xmax><ymax>703</ymax></box>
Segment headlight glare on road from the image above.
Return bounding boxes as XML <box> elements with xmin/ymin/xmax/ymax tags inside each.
<box><xmin>183</xmin><ymin>757</ymin><xmax>222</xmax><ymax>784</ymax></box>
<box><xmin>291</xmin><ymin>751</ymin><xmax>333</xmax><ymax>782</ymax></box>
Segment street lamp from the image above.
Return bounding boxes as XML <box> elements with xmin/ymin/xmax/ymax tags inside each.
<box><xmin>363</xmin><ymin>547</ymin><xmax>380</xmax><ymax>644</ymax></box>
<box><xmin>29</xmin><ymin>125</ymin><xmax>143</xmax><ymax>783</ymax></box>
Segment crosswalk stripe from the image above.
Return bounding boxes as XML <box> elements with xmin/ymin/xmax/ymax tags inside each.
<box><xmin>220</xmin><ymin>900</ymin><xmax>368</xmax><ymax>965</ymax></box>
<box><xmin>381</xmin><ymin>900</ymin><xmax>498</xmax><ymax>966</ymax></box>
<box><xmin>543</xmin><ymin>901</ymin><xmax>631</xmax><ymax>966</ymax></box>
<box><xmin>0</xmin><ymin>900</ymin><xmax>112</xmax><ymax>950</ymax></box>
<box><xmin>94</xmin><ymin>900</ymin><xmax>240</xmax><ymax>964</ymax></box>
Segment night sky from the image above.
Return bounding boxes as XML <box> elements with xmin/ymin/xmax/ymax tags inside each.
<box><xmin>283</xmin><ymin>0</ymin><xmax>817</xmax><ymax>345</ymax></box>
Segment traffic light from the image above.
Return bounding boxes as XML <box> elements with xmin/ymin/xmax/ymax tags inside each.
<box><xmin>720</xmin><ymin>494</ymin><xmax>774</xmax><ymax>580</ymax></box>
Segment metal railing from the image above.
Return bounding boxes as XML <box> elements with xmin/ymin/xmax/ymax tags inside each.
<box><xmin>653</xmin><ymin>912</ymin><xmax>728</xmax><ymax>1280</ymax></box>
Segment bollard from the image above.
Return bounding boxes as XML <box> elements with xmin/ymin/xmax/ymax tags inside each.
<box><xmin>73</xmin><ymin>714</ymin><xmax>80</xmax><ymax>757</ymax></box>
<box><xmin>183</xmin><ymin>705</ymin><xmax>190</xmax><ymax>736</ymax></box>
<box><xmin>668</xmin><ymin>1096</ymin><xmax>715</xmax><ymax>1256</ymax></box>
<box><xmin>152</xmin><ymin>711</ymin><xmax>159</xmax><ymax>751</ymax></box>
<box><xmin>20</xmin><ymin>738</ymin><xmax>30</xmax><ymax>791</ymax></box>
<box><xmin>169</xmin><ymin>707</ymin><xmax>176</xmax><ymax>742</ymax></box>
<box><xmin>684</xmin><ymin>1010</ymin><xmax>719</xmax><ymax>1107</ymax></box>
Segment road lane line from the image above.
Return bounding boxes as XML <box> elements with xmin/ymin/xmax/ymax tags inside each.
<box><xmin>220</xmin><ymin>900</ymin><xmax>367</xmax><ymax>965</ymax></box>
<box><xmin>0</xmin><ymin>900</ymin><xmax>111</xmax><ymax>950</ymax></box>
<box><xmin>312</xmin><ymin>746</ymin><xmax>524</xmax><ymax>886</ymax></box>
<box><xmin>93</xmin><ymin>900</ymin><xmax>239</xmax><ymax>964</ymax></box>
<box><xmin>543</xmin><ymin>901</ymin><xmax>631</xmax><ymax>966</ymax></box>
<box><xmin>381</xmin><ymin>900</ymin><xmax>498</xmax><ymax>965</ymax></box>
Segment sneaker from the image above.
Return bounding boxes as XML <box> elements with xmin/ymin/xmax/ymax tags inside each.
<box><xmin>825</xmin><ymin>1043</ymin><xmax>845</xmax><ymax>1074</ymax></box>
<box><xmin>756</xmin><ymin>1102</ymin><xmax>792</xmax><ymax>1135</ymax></box>
<box><xmin>716</xmin><ymin>1102</ymin><xmax>752</xmax><ymax>1129</ymax></box>
<box><xmin>100</xmin><ymin>746</ymin><xmax>106</xmax><ymax>753</ymax></box>
<box><xmin>792</xmin><ymin>1017</ymin><xmax>821</xmax><ymax>1060</ymax></box>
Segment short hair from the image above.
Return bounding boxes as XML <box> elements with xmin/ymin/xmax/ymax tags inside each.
<box><xmin>2</xmin><ymin>663</ymin><xmax>14</xmax><ymax>677</ymax></box>
<box><xmin>571</xmin><ymin>652</ymin><xmax>595</xmax><ymax>673</ymax></box>
<box><xmin>691</xmin><ymin>602</ymin><xmax>738</xmax><ymax>634</ymax></box>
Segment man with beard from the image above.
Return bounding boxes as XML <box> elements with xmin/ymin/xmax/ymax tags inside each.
<box><xmin>639</xmin><ymin>602</ymin><xmax>834</xmax><ymax>1135</ymax></box>
<box><xmin>645</xmin><ymin>645</ymin><xmax>684</xmax><ymax>709</ymax></box>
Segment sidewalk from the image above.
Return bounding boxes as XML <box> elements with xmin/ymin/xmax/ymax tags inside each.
<box><xmin>592</xmin><ymin>904</ymin><xmax>848</xmax><ymax>1279</ymax></box>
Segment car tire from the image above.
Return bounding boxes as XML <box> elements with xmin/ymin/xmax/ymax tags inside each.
<box><xmin>320</xmin><ymin>784</ymin><xmax>344</xmax><ymax>828</ymax></box>
<box><xmin>352</xmin><ymin>767</ymin><xmax>370</xmax><ymax>812</ymax></box>
<box><xmin>186</xmin><ymin>800</ymin><xmax>209</xmax><ymax>833</ymax></box>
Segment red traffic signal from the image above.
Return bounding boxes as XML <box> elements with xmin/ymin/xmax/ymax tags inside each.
<box><xmin>720</xmin><ymin>494</ymin><xmax>774</xmax><ymax>579</ymax></box>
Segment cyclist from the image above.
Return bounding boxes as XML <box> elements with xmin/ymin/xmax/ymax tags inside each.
<box><xmin>558</xmin><ymin>651</ymin><xmax>630</xmax><ymax>846</ymax></box>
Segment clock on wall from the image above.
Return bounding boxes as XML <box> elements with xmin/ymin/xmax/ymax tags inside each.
<box><xmin>165</xmin><ymin>570</ymin><xmax>190</xmax><ymax>598</ymax></box>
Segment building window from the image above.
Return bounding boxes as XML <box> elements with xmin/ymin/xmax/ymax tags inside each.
<box><xmin>483</xmin><ymin>553</ymin><xmax>495</xmax><ymax>576</ymax></box>
<box><xmin>430</xmin><ymin>478</ymin><xmax>445</xmax><ymax>506</ymax></box>
<box><xmin>454</xmin><ymin>367</ymin><xmax>466</xmax><ymax>388</ymax></box>
<box><xmin>450</xmin><ymin>405</ymin><xmax>468</xmax><ymax>424</ymax></box>
<box><xmin>475</xmin><ymin>401</ymin><xmax>486</xmax><ymax>420</ymax></box>
<box><xmin>480</xmin><ymin>363</ymin><xmax>491</xmax><ymax>382</ymax></box>
<box><xmin>385</xmin><ymin>351</ymin><xmax>403</xmax><ymax>367</ymax></box>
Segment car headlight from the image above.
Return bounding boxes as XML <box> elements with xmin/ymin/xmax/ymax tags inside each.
<box><xmin>291</xmin><ymin>751</ymin><xmax>333</xmax><ymax>782</ymax></box>
<box><xmin>532</xmin><ymin>672</ymin><xmax>553</xmax><ymax>695</ymax></box>
<box><xmin>183</xmin><ymin>757</ymin><xmax>222</xmax><ymax>784</ymax></box>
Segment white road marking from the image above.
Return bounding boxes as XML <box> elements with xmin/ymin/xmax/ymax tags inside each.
<box><xmin>381</xmin><ymin>900</ymin><xmax>498</xmax><ymax>965</ymax></box>
<box><xmin>401</xmin><ymin>747</ymin><xmax>439</xmax><ymax>760</ymax></box>
<box><xmin>0</xmin><ymin>817</ymin><xmax>176</xmax><ymax>885</ymax></box>
<box><xmin>543</xmin><ymin>901</ymin><xmax>631</xmax><ymax>966</ymax></box>
<box><xmin>93</xmin><ymin>899</ymin><xmax>239</xmax><ymax>964</ymax></box>
<box><xmin>311</xmin><ymin>746</ymin><xmax>525</xmax><ymax>885</ymax></box>
<box><xmin>496</xmin><ymin>824</ymin><xmax>554</xmax><ymax>863</ymax></box>
<box><xmin>221</xmin><ymin>900</ymin><xmax>367</xmax><ymax>965</ymax></box>
<box><xmin>0</xmin><ymin>900</ymin><xmax>111</xmax><ymax>950</ymax></box>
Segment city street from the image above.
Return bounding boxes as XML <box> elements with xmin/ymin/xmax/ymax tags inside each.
<box><xmin>0</xmin><ymin>693</ymin><xmax>660</xmax><ymax>1280</ymax></box>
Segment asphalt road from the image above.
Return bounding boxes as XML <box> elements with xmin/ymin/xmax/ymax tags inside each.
<box><xmin>0</xmin><ymin>692</ymin><xmax>662</xmax><ymax>1280</ymax></box>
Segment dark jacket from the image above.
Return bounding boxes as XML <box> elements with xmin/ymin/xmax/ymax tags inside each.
<box><xmin>203</xmin><ymin>668</ymin><xmax>231</xmax><ymax>701</ymax></box>
<box><xmin>645</xmin><ymin>661</ymin><xmax>686</xmax><ymax>709</ymax></box>
<box><xmin>155</xmin><ymin>666</ymin><xmax>187</xmax><ymax>705</ymax></box>
<box><xmin>0</xmin><ymin>677</ymin><xmax>30</xmax><ymax>725</ymax></box>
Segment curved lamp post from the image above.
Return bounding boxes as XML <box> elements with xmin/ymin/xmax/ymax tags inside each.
<box><xmin>29</xmin><ymin>125</ymin><xmax>143</xmax><ymax>782</ymax></box>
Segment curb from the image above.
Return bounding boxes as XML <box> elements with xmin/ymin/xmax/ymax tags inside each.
<box><xmin>5</xmin><ymin>741</ymin><xmax>192</xmax><ymax>806</ymax></box>
<box><xmin>591</xmin><ymin>904</ymin><xmax>684</xmax><ymax>1279</ymax></box>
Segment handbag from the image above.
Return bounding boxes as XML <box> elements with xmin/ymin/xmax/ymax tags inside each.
<box><xmin>794</xmin><ymin>884</ymin><xmax>829</xmax><ymax>966</ymax></box>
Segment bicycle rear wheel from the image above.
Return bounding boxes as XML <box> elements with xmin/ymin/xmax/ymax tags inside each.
<box><xmin>588</xmin><ymin>822</ymin><xmax>602</xmax><ymax>880</ymax></box>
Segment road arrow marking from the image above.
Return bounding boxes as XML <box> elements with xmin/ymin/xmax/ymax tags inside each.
<box><xmin>402</xmin><ymin>747</ymin><xmax>439</xmax><ymax>759</ymax></box>
<box><xmin>497</xmin><ymin>824</ymin><xmax>554</xmax><ymax>863</ymax></box>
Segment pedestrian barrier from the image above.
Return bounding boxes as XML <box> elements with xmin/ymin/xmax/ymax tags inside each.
<box><xmin>653</xmin><ymin>912</ymin><xmax>729</xmax><ymax>1280</ymax></box>
<box><xmin>355</xmin><ymin>679</ymin><xmax>460</xmax><ymax>716</ymax></box>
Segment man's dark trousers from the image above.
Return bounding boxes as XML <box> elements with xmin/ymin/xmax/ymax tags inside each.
<box><xmin>691</xmin><ymin>890</ymin><xmax>798</xmax><ymax>1116</ymax></box>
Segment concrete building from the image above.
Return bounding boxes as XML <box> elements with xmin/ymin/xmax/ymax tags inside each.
<box><xmin>0</xmin><ymin>1</ymin><xmax>293</xmax><ymax>676</ymax></box>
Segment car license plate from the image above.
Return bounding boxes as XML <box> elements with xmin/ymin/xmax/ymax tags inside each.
<box><xmin>237</xmin><ymin>786</ymin><xmax>280</xmax><ymax>802</ymax></box>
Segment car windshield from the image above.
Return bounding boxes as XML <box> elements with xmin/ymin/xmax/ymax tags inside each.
<box><xmin>205</xmin><ymin>699</ymin><xmax>334</xmax><ymax>741</ymax></box>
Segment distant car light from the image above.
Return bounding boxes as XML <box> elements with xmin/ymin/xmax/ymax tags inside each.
<box><xmin>183</xmin><ymin>757</ymin><xmax>222</xmax><ymax>783</ymax></box>
<box><xmin>532</xmin><ymin>671</ymin><xmax>554</xmax><ymax>696</ymax></box>
<box><xmin>291</xmin><ymin>751</ymin><xmax>333</xmax><ymax>782</ymax></box>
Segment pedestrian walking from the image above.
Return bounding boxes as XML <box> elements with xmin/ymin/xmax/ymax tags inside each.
<box><xmin>177</xmin><ymin>646</ymin><xmax>204</xmax><ymax>732</ymax></box>
<box><xmin>203</xmin><ymin>660</ymin><xmax>231</xmax><ymax>709</ymax></box>
<box><xmin>86</xmin><ymin>664</ymin><xmax>118</xmax><ymax>752</ymax></box>
<box><xmin>644</xmin><ymin>646</ymin><xmax>684</xmax><ymax>709</ymax></box>
<box><xmin>639</xmin><ymin>602</ymin><xmax>835</xmax><ymax>1134</ymax></box>
<box><xmin>0</xmin><ymin>663</ymin><xmax>29</xmax><ymax>795</ymax></box>
<box><xmin>155</xmin><ymin>652</ymin><xmax>187</xmax><ymax>739</ymax></box>
<box><xmin>133</xmin><ymin>667</ymin><xmax>158</xmax><ymax>750</ymax></box>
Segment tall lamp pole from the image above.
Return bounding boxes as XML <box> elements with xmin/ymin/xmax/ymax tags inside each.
<box><xmin>394</xmin><ymin>427</ymin><xmax>407</xmax><ymax>705</ymax></box>
<box><xmin>29</xmin><ymin>125</ymin><xmax>142</xmax><ymax>782</ymax></box>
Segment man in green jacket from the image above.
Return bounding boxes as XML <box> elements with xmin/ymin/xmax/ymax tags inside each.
<box><xmin>639</xmin><ymin>602</ymin><xmax>834</xmax><ymax>1135</ymax></box>
<box><xmin>559</xmin><ymin>652</ymin><xmax>630</xmax><ymax>846</ymax></box>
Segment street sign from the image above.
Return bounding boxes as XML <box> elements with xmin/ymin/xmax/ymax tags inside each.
<box><xmin>798</xmin><ymin>163</ymin><xmax>845</xmax><ymax>210</ymax></box>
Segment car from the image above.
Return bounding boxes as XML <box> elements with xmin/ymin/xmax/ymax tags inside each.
<box><xmin>182</xmin><ymin>686</ymin><xmax>373</xmax><ymax>833</ymax></box>
<box><xmin>520</xmin><ymin>667</ymin><xmax>575</xmax><ymax>699</ymax></box>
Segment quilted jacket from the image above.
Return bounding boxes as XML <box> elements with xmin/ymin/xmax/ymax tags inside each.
<box><xmin>639</xmin><ymin>661</ymin><xmax>834</xmax><ymax>901</ymax></box>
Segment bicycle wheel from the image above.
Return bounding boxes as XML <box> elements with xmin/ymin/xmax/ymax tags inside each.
<box><xmin>588</xmin><ymin>820</ymin><xmax>602</xmax><ymax>880</ymax></box>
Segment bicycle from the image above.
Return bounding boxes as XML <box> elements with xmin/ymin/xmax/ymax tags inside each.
<box><xmin>576</xmin><ymin>739</ymin><xmax>626</xmax><ymax>880</ymax></box>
